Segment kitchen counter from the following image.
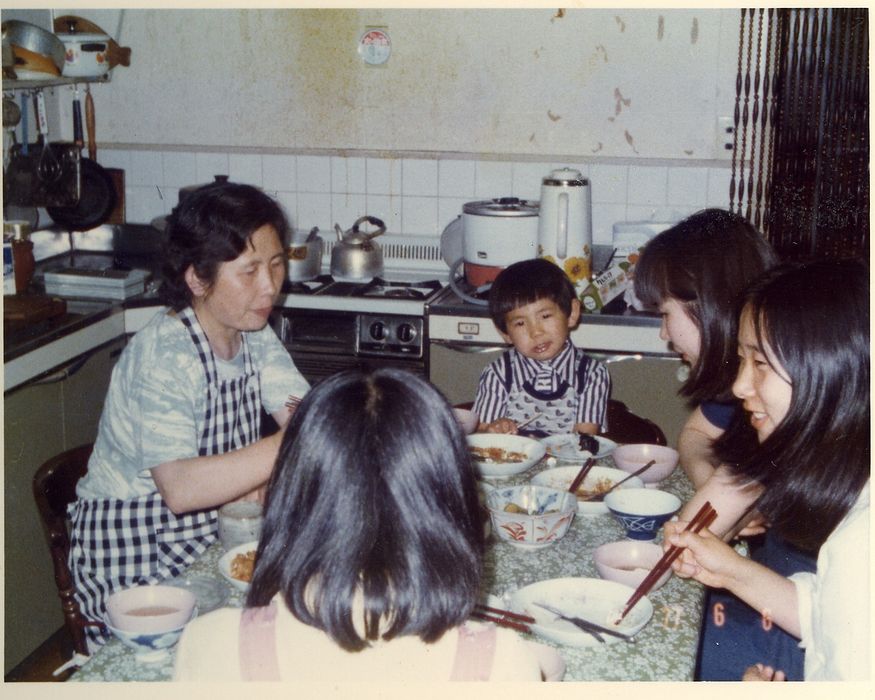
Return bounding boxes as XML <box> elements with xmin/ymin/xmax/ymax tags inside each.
<box><xmin>3</xmin><ymin>246</ymin><xmax>166</xmax><ymax>392</ymax></box>
<box><xmin>6</xmin><ymin>239</ymin><xmax>667</xmax><ymax>392</ymax></box>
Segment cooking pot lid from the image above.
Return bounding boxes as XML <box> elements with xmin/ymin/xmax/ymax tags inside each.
<box><xmin>463</xmin><ymin>197</ymin><xmax>539</xmax><ymax>217</ymax></box>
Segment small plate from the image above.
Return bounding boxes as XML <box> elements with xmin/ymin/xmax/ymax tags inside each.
<box><xmin>218</xmin><ymin>540</ymin><xmax>258</xmax><ymax>593</ymax></box>
<box><xmin>165</xmin><ymin>575</ymin><xmax>230</xmax><ymax>613</ymax></box>
<box><xmin>509</xmin><ymin>577</ymin><xmax>652</xmax><ymax>648</ymax></box>
<box><xmin>531</xmin><ymin>465</ymin><xmax>643</xmax><ymax>515</ymax></box>
<box><xmin>540</xmin><ymin>434</ymin><xmax>617</xmax><ymax>461</ymax></box>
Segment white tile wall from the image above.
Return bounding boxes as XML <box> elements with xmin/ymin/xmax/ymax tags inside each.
<box><xmin>229</xmin><ymin>153</ymin><xmax>263</xmax><ymax>186</ymax></box>
<box><xmin>102</xmin><ymin>148</ymin><xmax>733</xmax><ymax>244</ymax></box>
<box><xmin>366</xmin><ymin>158</ymin><xmax>402</xmax><ymax>196</ymax></box>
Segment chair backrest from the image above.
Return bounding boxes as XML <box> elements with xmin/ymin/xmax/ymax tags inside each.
<box><xmin>32</xmin><ymin>443</ymin><xmax>93</xmax><ymax>656</ymax></box>
<box><xmin>603</xmin><ymin>399</ymin><xmax>667</xmax><ymax>446</ymax></box>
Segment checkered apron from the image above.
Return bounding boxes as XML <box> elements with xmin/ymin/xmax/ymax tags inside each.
<box><xmin>502</xmin><ymin>353</ymin><xmax>592</xmax><ymax>434</ymax></box>
<box><xmin>68</xmin><ymin>306</ymin><xmax>262</xmax><ymax>641</ymax></box>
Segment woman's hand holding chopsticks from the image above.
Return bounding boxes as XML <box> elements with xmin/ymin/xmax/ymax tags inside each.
<box><xmin>666</xmin><ymin>523</ymin><xmax>751</xmax><ymax>589</ymax></box>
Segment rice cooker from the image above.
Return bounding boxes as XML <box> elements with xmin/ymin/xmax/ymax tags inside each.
<box><xmin>462</xmin><ymin>197</ymin><xmax>539</xmax><ymax>286</ymax></box>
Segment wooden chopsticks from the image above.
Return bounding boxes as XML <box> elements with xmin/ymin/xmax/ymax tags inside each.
<box><xmin>567</xmin><ymin>457</ymin><xmax>597</xmax><ymax>494</ymax></box>
<box><xmin>615</xmin><ymin>501</ymin><xmax>718</xmax><ymax>623</ymax></box>
<box><xmin>471</xmin><ymin>604</ymin><xmax>534</xmax><ymax>633</ymax></box>
<box><xmin>579</xmin><ymin>459</ymin><xmax>656</xmax><ymax>502</ymax></box>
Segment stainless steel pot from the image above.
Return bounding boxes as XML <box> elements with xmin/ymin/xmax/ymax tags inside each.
<box><xmin>1</xmin><ymin>20</ymin><xmax>65</xmax><ymax>73</ymax></box>
<box><xmin>330</xmin><ymin>215</ymin><xmax>385</xmax><ymax>280</ymax></box>
<box><xmin>287</xmin><ymin>227</ymin><xmax>323</xmax><ymax>281</ymax></box>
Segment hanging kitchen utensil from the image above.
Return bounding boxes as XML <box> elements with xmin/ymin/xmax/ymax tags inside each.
<box><xmin>4</xmin><ymin>94</ymin><xmax>79</xmax><ymax>208</ymax></box>
<box><xmin>46</xmin><ymin>85</ymin><xmax>116</xmax><ymax>231</ymax></box>
<box><xmin>33</xmin><ymin>91</ymin><xmax>61</xmax><ymax>184</ymax></box>
<box><xmin>72</xmin><ymin>87</ymin><xmax>83</xmax><ymax>148</ymax></box>
<box><xmin>3</xmin><ymin>97</ymin><xmax>20</xmax><ymax>128</ymax></box>
<box><xmin>329</xmin><ymin>216</ymin><xmax>385</xmax><ymax>280</ymax></box>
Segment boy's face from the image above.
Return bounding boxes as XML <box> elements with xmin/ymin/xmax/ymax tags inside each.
<box><xmin>499</xmin><ymin>297</ymin><xmax>581</xmax><ymax>361</ymax></box>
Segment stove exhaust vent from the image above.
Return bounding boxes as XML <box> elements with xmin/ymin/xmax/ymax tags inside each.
<box><xmin>320</xmin><ymin>234</ymin><xmax>446</xmax><ymax>273</ymax></box>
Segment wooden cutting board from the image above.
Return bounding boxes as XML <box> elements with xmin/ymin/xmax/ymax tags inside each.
<box><xmin>3</xmin><ymin>295</ymin><xmax>67</xmax><ymax>324</ymax></box>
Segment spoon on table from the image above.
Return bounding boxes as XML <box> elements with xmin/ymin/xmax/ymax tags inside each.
<box><xmin>579</xmin><ymin>459</ymin><xmax>656</xmax><ymax>502</ymax></box>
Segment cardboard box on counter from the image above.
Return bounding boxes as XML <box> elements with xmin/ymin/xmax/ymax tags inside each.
<box><xmin>578</xmin><ymin>251</ymin><xmax>641</xmax><ymax>314</ymax></box>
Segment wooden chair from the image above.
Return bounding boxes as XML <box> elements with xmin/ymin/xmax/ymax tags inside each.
<box><xmin>455</xmin><ymin>399</ymin><xmax>667</xmax><ymax>446</ymax></box>
<box><xmin>32</xmin><ymin>443</ymin><xmax>95</xmax><ymax>656</ymax></box>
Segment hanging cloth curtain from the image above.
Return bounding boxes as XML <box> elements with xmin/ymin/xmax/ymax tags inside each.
<box><xmin>730</xmin><ymin>8</ymin><xmax>869</xmax><ymax>261</ymax></box>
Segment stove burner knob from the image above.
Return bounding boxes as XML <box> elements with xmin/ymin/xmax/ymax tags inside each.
<box><xmin>369</xmin><ymin>321</ymin><xmax>388</xmax><ymax>341</ymax></box>
<box><xmin>397</xmin><ymin>323</ymin><xmax>417</xmax><ymax>344</ymax></box>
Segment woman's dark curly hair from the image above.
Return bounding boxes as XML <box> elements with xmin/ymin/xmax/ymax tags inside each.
<box><xmin>159</xmin><ymin>181</ymin><xmax>289</xmax><ymax>310</ymax></box>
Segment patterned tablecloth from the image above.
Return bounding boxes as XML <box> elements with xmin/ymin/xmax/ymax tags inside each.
<box><xmin>71</xmin><ymin>455</ymin><xmax>703</xmax><ymax>682</ymax></box>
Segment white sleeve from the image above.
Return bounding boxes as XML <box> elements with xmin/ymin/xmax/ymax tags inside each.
<box><xmin>789</xmin><ymin>500</ymin><xmax>870</xmax><ymax>680</ymax></box>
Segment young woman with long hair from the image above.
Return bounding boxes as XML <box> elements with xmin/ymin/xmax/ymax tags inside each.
<box><xmin>175</xmin><ymin>368</ymin><xmax>561</xmax><ymax>681</ymax></box>
<box><xmin>669</xmin><ymin>259</ymin><xmax>870</xmax><ymax>680</ymax></box>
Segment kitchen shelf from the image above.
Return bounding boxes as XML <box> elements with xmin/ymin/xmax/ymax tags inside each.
<box><xmin>2</xmin><ymin>73</ymin><xmax>110</xmax><ymax>92</ymax></box>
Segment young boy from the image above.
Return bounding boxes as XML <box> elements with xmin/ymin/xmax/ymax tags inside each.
<box><xmin>473</xmin><ymin>258</ymin><xmax>610</xmax><ymax>435</ymax></box>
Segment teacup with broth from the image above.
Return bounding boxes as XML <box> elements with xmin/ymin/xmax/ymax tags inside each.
<box><xmin>106</xmin><ymin>584</ymin><xmax>197</xmax><ymax>634</ymax></box>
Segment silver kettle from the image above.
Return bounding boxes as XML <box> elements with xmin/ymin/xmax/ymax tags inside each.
<box><xmin>330</xmin><ymin>215</ymin><xmax>386</xmax><ymax>280</ymax></box>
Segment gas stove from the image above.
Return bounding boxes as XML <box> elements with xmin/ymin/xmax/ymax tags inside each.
<box><xmin>273</xmin><ymin>234</ymin><xmax>449</xmax><ymax>384</ymax></box>
<box><xmin>277</xmin><ymin>234</ymin><xmax>448</xmax><ymax>315</ymax></box>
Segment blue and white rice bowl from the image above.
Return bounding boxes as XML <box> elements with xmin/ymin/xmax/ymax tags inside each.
<box><xmin>604</xmin><ymin>488</ymin><xmax>682</xmax><ymax>541</ymax></box>
<box><xmin>485</xmin><ymin>484</ymin><xmax>576</xmax><ymax>550</ymax></box>
<box><xmin>531</xmin><ymin>465</ymin><xmax>644</xmax><ymax>515</ymax></box>
<box><xmin>107</xmin><ymin>615</ymin><xmax>195</xmax><ymax>662</ymax></box>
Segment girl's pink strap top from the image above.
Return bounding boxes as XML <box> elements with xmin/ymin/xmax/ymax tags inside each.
<box><xmin>238</xmin><ymin>602</ymin><xmax>497</xmax><ymax>681</ymax></box>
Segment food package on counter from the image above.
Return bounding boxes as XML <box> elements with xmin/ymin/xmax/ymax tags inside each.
<box><xmin>579</xmin><ymin>255</ymin><xmax>639</xmax><ymax>314</ymax></box>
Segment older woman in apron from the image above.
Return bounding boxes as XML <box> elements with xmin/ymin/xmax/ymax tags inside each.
<box><xmin>68</xmin><ymin>182</ymin><xmax>309</xmax><ymax>644</ymax></box>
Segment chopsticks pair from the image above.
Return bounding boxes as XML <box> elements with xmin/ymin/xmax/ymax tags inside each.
<box><xmin>615</xmin><ymin>501</ymin><xmax>718</xmax><ymax>623</ymax></box>
<box><xmin>567</xmin><ymin>457</ymin><xmax>597</xmax><ymax>494</ymax></box>
<box><xmin>578</xmin><ymin>459</ymin><xmax>656</xmax><ymax>502</ymax></box>
<box><xmin>470</xmin><ymin>604</ymin><xmax>533</xmax><ymax>634</ymax></box>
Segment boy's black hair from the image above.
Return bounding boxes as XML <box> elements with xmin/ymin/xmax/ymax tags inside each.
<box><xmin>488</xmin><ymin>258</ymin><xmax>577</xmax><ymax>333</ymax></box>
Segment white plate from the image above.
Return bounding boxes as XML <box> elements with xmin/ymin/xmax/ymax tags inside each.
<box><xmin>467</xmin><ymin>433</ymin><xmax>546</xmax><ymax>479</ymax></box>
<box><xmin>217</xmin><ymin>540</ymin><xmax>258</xmax><ymax>593</ymax></box>
<box><xmin>540</xmin><ymin>434</ymin><xmax>617</xmax><ymax>461</ymax></box>
<box><xmin>508</xmin><ymin>577</ymin><xmax>652</xmax><ymax>648</ymax></box>
<box><xmin>531</xmin><ymin>465</ymin><xmax>644</xmax><ymax>515</ymax></box>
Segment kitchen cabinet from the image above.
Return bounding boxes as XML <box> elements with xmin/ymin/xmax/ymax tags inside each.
<box><xmin>3</xmin><ymin>336</ymin><xmax>124</xmax><ymax>674</ymax></box>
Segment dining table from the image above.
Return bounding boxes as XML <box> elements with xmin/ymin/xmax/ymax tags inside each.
<box><xmin>70</xmin><ymin>451</ymin><xmax>705</xmax><ymax>682</ymax></box>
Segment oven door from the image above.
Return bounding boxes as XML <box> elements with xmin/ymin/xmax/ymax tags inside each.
<box><xmin>274</xmin><ymin>309</ymin><xmax>427</xmax><ymax>385</ymax></box>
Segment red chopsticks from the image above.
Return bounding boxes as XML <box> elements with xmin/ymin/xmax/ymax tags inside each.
<box><xmin>471</xmin><ymin>604</ymin><xmax>534</xmax><ymax>633</ymax></box>
<box><xmin>568</xmin><ymin>457</ymin><xmax>597</xmax><ymax>494</ymax></box>
<box><xmin>615</xmin><ymin>501</ymin><xmax>718</xmax><ymax>623</ymax></box>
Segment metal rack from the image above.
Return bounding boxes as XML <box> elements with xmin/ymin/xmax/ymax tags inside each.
<box><xmin>2</xmin><ymin>73</ymin><xmax>110</xmax><ymax>93</ymax></box>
